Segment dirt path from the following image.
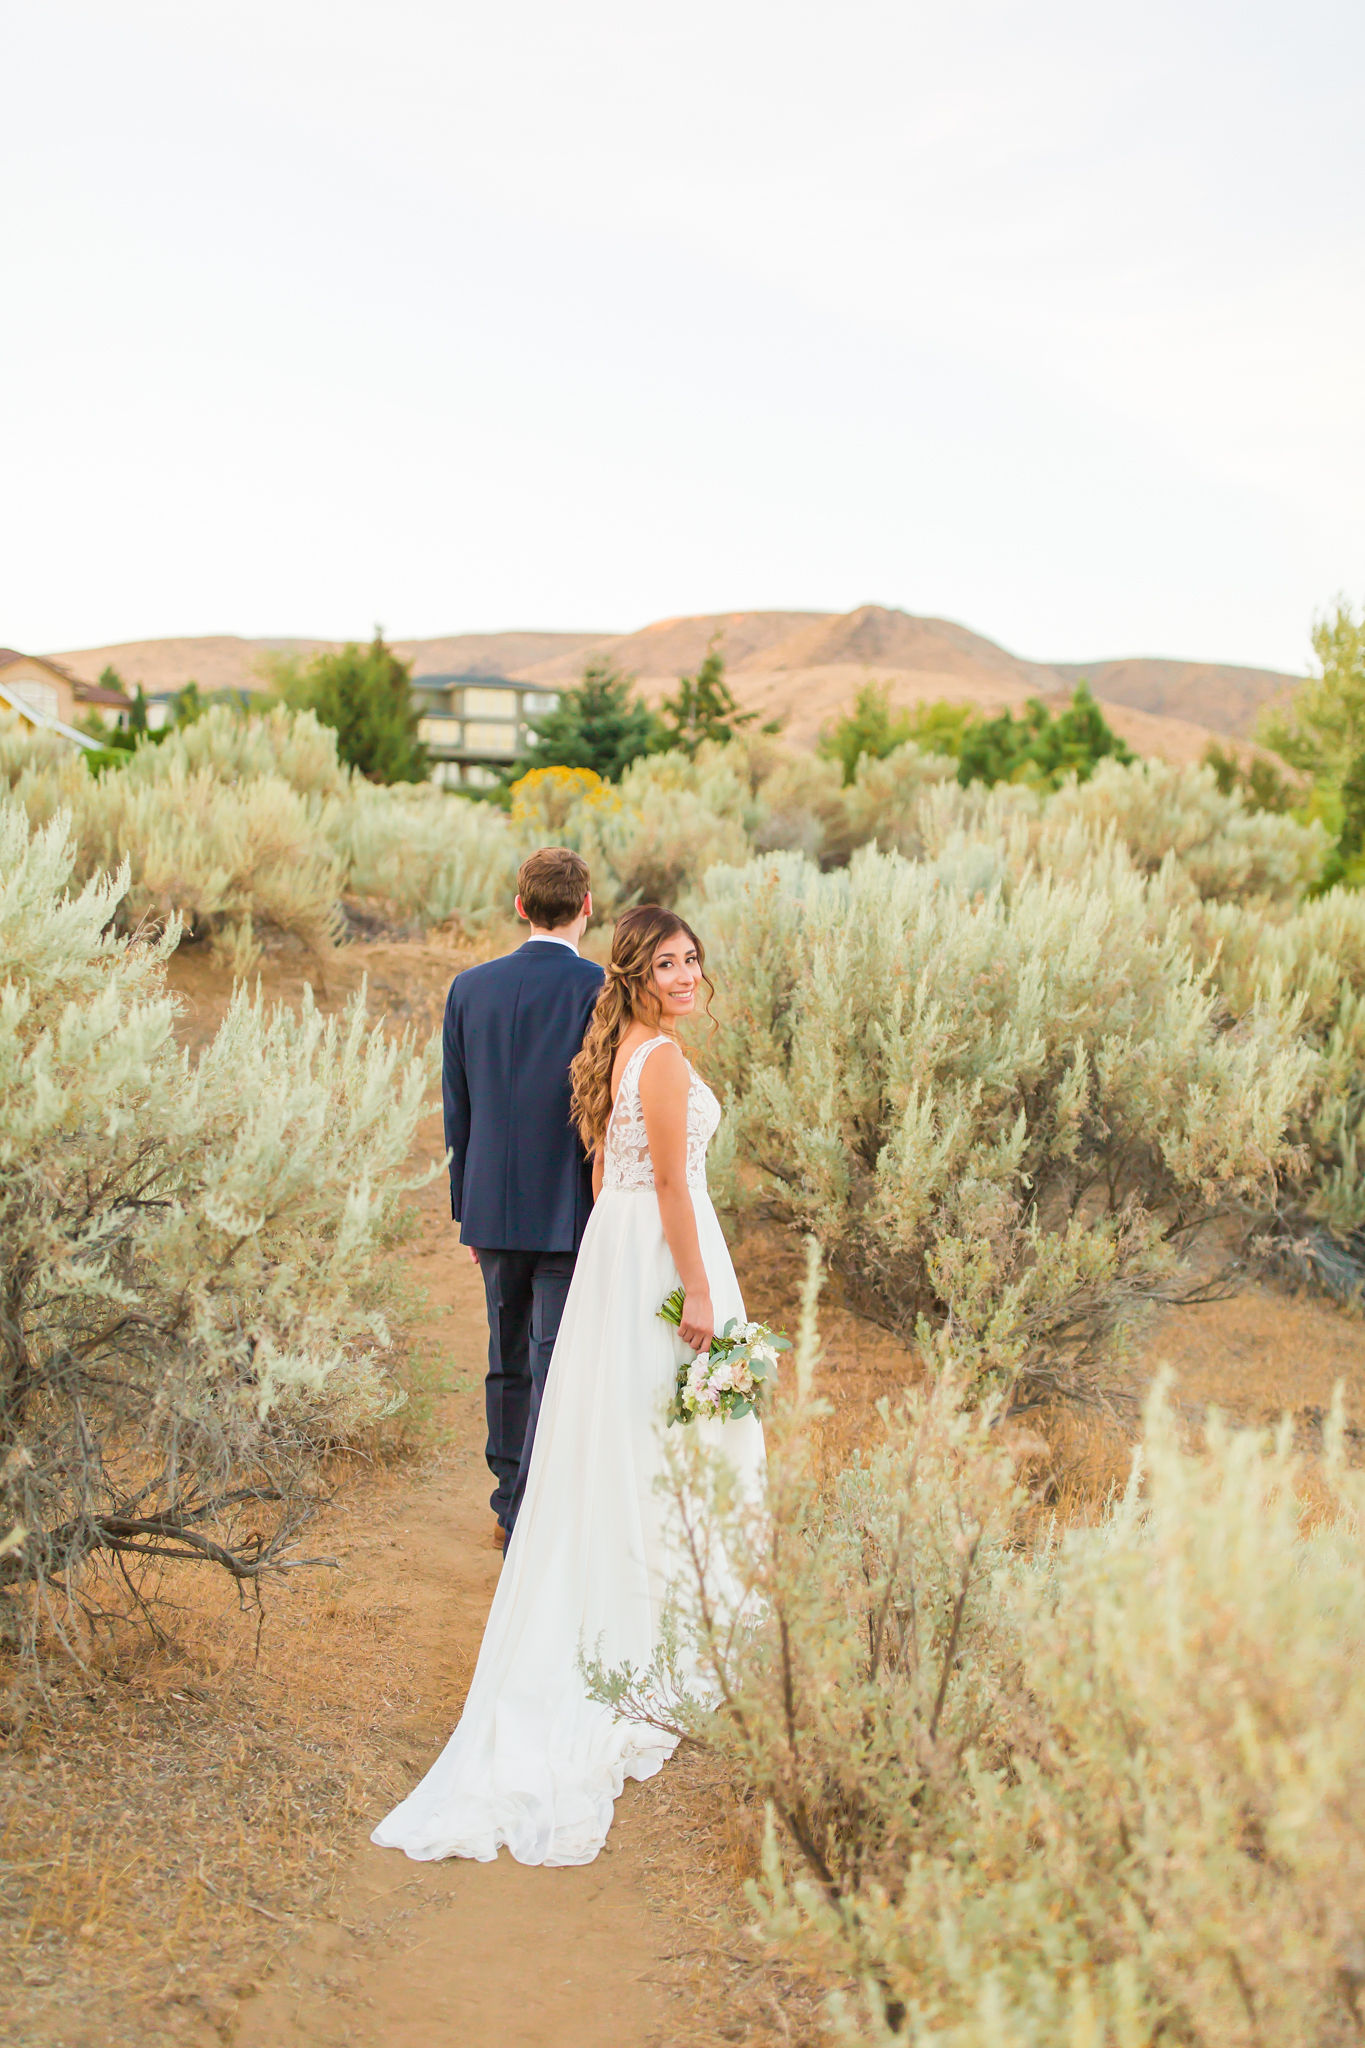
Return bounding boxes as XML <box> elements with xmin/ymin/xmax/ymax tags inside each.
<box><xmin>226</xmin><ymin>1169</ymin><xmax>675</xmax><ymax>2048</ymax></box>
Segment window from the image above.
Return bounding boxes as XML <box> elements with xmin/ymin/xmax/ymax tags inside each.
<box><xmin>418</xmin><ymin>717</ymin><xmax>460</xmax><ymax>749</ymax></box>
<box><xmin>460</xmin><ymin>686</ymin><xmax>517</xmax><ymax>719</ymax></box>
<box><xmin>10</xmin><ymin>680</ymin><xmax>59</xmax><ymax>722</ymax></box>
<box><xmin>521</xmin><ymin>690</ymin><xmax>561</xmax><ymax>714</ymax></box>
<box><xmin>463</xmin><ymin>721</ymin><xmax>519</xmax><ymax>755</ymax></box>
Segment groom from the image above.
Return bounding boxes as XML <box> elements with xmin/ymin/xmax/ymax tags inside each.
<box><xmin>442</xmin><ymin>846</ymin><xmax>604</xmax><ymax>1548</ymax></box>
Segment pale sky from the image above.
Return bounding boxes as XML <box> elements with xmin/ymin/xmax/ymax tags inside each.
<box><xmin>4</xmin><ymin>0</ymin><xmax>1362</xmax><ymax>670</ymax></box>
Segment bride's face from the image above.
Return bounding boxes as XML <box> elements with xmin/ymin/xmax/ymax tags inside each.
<box><xmin>649</xmin><ymin>930</ymin><xmax>703</xmax><ymax>1022</ymax></box>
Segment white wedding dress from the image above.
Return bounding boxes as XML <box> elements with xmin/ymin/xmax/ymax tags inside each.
<box><xmin>371</xmin><ymin>1036</ymin><xmax>765</xmax><ymax>1867</ymax></box>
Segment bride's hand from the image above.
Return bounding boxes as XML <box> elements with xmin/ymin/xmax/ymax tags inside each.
<box><xmin>678</xmin><ymin>1289</ymin><xmax>715</xmax><ymax>1354</ymax></box>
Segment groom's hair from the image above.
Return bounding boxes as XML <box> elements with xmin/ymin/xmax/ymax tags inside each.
<box><xmin>517</xmin><ymin>846</ymin><xmax>591</xmax><ymax>929</ymax></box>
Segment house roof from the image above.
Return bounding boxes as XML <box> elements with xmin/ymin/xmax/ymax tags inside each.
<box><xmin>0</xmin><ymin>649</ymin><xmax>73</xmax><ymax>678</ymax></box>
<box><xmin>73</xmin><ymin>681</ymin><xmax>133</xmax><ymax>708</ymax></box>
<box><xmin>0</xmin><ymin>649</ymin><xmax>129</xmax><ymax>708</ymax></box>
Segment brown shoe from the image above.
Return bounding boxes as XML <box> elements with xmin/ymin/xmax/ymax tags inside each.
<box><xmin>492</xmin><ymin>1518</ymin><xmax>507</xmax><ymax>1551</ymax></box>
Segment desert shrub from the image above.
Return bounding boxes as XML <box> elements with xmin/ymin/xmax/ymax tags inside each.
<box><xmin>842</xmin><ymin>749</ymin><xmax>1324</xmax><ymax>906</ymax></box>
<box><xmin>843</xmin><ymin>742</ymin><xmax>995</xmax><ymax>859</ymax></box>
<box><xmin>747</xmin><ymin>749</ymin><xmax>852</xmax><ymax>864</ymax></box>
<box><xmin>1</xmin><ymin>707</ymin><xmax>520</xmax><ymax>960</ymax></box>
<box><xmin>692</xmin><ymin>847</ymin><xmax>1310</xmax><ymax>1400</ymax></box>
<box><xmin>615</xmin><ymin>746</ymin><xmax>756</xmax><ymax>827</ymax></box>
<box><xmin>647</xmin><ymin>1294</ymin><xmax>1365</xmax><ymax>2048</ymax></box>
<box><xmin>1194</xmin><ymin>888</ymin><xmax>1365</xmax><ymax>1274</ymax></box>
<box><xmin>139</xmin><ymin>702</ymin><xmax>353</xmax><ymax>798</ymax></box>
<box><xmin>509</xmin><ymin>762</ymin><xmax>627</xmax><ymax>835</ymax></box>
<box><xmin>0</xmin><ymin>802</ymin><xmax>435</xmax><ymax>1657</ymax></box>
<box><xmin>1</xmin><ymin>712</ymin><xmax>343</xmax><ymax>962</ymax></box>
<box><xmin>579</xmin><ymin>781</ymin><xmax>749</xmax><ymax>911</ymax></box>
<box><xmin>324</xmin><ymin>780</ymin><xmax>517</xmax><ymax>926</ymax></box>
<box><xmin>80</xmin><ymin>763</ymin><xmax>343</xmax><ymax>964</ymax></box>
<box><xmin>508</xmin><ymin>756</ymin><xmax>749</xmax><ymax>911</ymax></box>
<box><xmin>1047</xmin><ymin>755</ymin><xmax>1325</xmax><ymax>904</ymax></box>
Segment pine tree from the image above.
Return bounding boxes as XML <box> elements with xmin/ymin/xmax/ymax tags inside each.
<box><xmin>519</xmin><ymin>659</ymin><xmax>664</xmax><ymax>781</ymax></box>
<box><xmin>660</xmin><ymin>637</ymin><xmax>758</xmax><ymax>758</ymax></box>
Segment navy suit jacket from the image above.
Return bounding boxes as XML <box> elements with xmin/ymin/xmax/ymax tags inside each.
<box><xmin>443</xmin><ymin>940</ymin><xmax>605</xmax><ymax>1253</ymax></box>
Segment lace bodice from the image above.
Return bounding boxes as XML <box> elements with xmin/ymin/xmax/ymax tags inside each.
<box><xmin>603</xmin><ymin>1036</ymin><xmax>720</xmax><ymax>1193</ymax></box>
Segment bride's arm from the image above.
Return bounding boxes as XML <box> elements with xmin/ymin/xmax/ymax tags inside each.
<box><xmin>591</xmin><ymin>1146</ymin><xmax>604</xmax><ymax>1201</ymax></box>
<box><xmin>638</xmin><ymin>1042</ymin><xmax>714</xmax><ymax>1352</ymax></box>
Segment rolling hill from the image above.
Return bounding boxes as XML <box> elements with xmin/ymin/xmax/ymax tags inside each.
<box><xmin>44</xmin><ymin>607</ymin><xmax>1304</xmax><ymax>764</ymax></box>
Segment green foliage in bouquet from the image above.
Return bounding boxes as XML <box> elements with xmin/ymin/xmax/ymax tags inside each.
<box><xmin>658</xmin><ymin>1287</ymin><xmax>791</xmax><ymax>1424</ymax></box>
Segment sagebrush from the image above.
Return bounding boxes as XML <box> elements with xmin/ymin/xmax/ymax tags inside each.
<box><xmin>610</xmin><ymin>1255</ymin><xmax>1365</xmax><ymax>2048</ymax></box>
<box><xmin>0</xmin><ymin>801</ymin><xmax>436</xmax><ymax>1661</ymax></box>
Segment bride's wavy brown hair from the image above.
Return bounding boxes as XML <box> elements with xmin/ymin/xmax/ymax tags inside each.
<box><xmin>570</xmin><ymin>904</ymin><xmax>715</xmax><ymax>1151</ymax></box>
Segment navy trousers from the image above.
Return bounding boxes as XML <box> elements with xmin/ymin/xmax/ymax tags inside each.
<box><xmin>476</xmin><ymin>1247</ymin><xmax>576</xmax><ymax>1534</ymax></box>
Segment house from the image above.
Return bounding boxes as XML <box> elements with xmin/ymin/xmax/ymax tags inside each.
<box><xmin>412</xmin><ymin>672</ymin><xmax>562</xmax><ymax>788</ymax></box>
<box><xmin>0</xmin><ymin>650</ymin><xmax>130</xmax><ymax>743</ymax></box>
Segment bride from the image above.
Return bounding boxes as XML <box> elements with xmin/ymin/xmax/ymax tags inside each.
<box><xmin>371</xmin><ymin>904</ymin><xmax>765</xmax><ymax>1867</ymax></box>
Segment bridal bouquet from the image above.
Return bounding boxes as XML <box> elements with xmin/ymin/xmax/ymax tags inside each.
<box><xmin>659</xmin><ymin>1287</ymin><xmax>791</xmax><ymax>1426</ymax></box>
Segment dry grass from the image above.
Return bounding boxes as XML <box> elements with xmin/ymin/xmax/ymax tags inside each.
<box><xmin>0</xmin><ymin>1468</ymin><xmax>441</xmax><ymax>2047</ymax></box>
<box><xmin>625</xmin><ymin>1746</ymin><xmax>827</xmax><ymax>2047</ymax></box>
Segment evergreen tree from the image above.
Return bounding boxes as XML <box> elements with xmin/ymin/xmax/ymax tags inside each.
<box><xmin>520</xmin><ymin>659</ymin><xmax>665</xmax><ymax>781</ymax></box>
<box><xmin>171</xmin><ymin>679</ymin><xmax>206</xmax><ymax>727</ymax></box>
<box><xmin>128</xmin><ymin>686</ymin><xmax>149</xmax><ymax>735</ymax></box>
<box><xmin>1258</xmin><ymin>600</ymin><xmax>1365</xmax><ymax>888</ymax></box>
<box><xmin>293</xmin><ymin>630</ymin><xmax>427</xmax><ymax>784</ymax></box>
<box><xmin>1259</xmin><ymin>601</ymin><xmax>1365</xmax><ymax>785</ymax></box>
<box><xmin>819</xmin><ymin>682</ymin><xmax>915</xmax><ymax>784</ymax></box>
<box><xmin>660</xmin><ymin>637</ymin><xmax>757</xmax><ymax>758</ymax></box>
<box><xmin>1203</xmin><ymin>740</ymin><xmax>1296</xmax><ymax>815</ymax></box>
<box><xmin>955</xmin><ymin>683</ymin><xmax>1133</xmax><ymax>791</ymax></box>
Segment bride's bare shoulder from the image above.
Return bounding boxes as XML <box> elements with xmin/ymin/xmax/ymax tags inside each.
<box><xmin>609</xmin><ymin>1027</ymin><xmax>679</xmax><ymax>1100</ymax></box>
<box><xmin>635</xmin><ymin>1037</ymin><xmax>688</xmax><ymax>1101</ymax></box>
